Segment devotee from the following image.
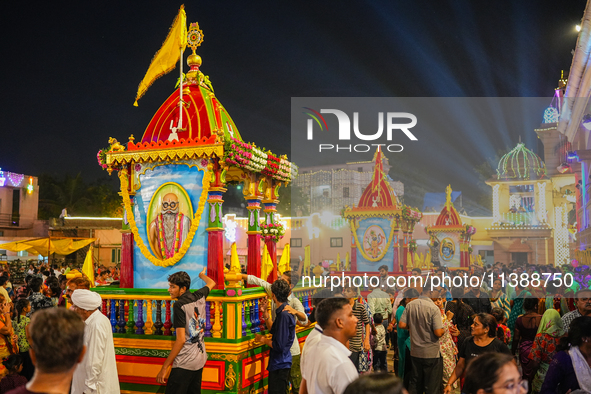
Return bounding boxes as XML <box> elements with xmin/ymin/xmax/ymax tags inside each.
<box><xmin>0</xmin><ymin>296</ymin><xmax>14</xmax><ymax>380</ymax></box>
<box><xmin>254</xmin><ymin>280</ymin><xmax>295</xmax><ymax>394</ymax></box>
<box><xmin>388</xmin><ymin>288</ymin><xmax>419</xmax><ymax>387</ymax></box>
<box><xmin>372</xmin><ymin>313</ymin><xmax>388</xmax><ymax>372</ymax></box>
<box><xmin>398</xmin><ymin>279</ymin><xmax>445</xmax><ymax>394</ymax></box>
<box><xmin>462</xmin><ymin>353</ymin><xmax>527</xmax><ymax>394</ymax></box>
<box><xmin>464</xmin><ymin>275</ymin><xmax>491</xmax><ymax>314</ymax></box>
<box><xmin>12</xmin><ymin>299</ymin><xmax>33</xmax><ymax>380</ymax></box>
<box><xmin>490</xmin><ymin>278</ymin><xmax>511</xmax><ymax>320</ymax></box>
<box><xmin>540</xmin><ymin>316</ymin><xmax>591</xmax><ymax>393</ymax></box>
<box><xmin>490</xmin><ymin>308</ymin><xmax>511</xmax><ymax>345</ymax></box>
<box><xmin>12</xmin><ymin>308</ymin><xmax>86</xmax><ymax>394</ymax></box>
<box><xmin>64</xmin><ymin>277</ymin><xmax>91</xmax><ymax>304</ymax></box>
<box><xmin>27</xmin><ymin>278</ymin><xmax>52</xmax><ymax>315</ymax></box>
<box><xmin>445</xmin><ymin>287</ymin><xmax>475</xmax><ymax>348</ymax></box>
<box><xmin>444</xmin><ymin>313</ymin><xmax>511</xmax><ymax>394</ymax></box>
<box><xmin>70</xmin><ymin>289</ymin><xmax>119</xmax><ymax>394</ymax></box>
<box><xmin>392</xmin><ymin>268</ymin><xmax>423</xmax><ymax>312</ymax></box>
<box><xmin>378</xmin><ymin>265</ymin><xmax>390</xmax><ymax>289</ymax></box>
<box><xmin>300</xmin><ymin>297</ymin><xmax>359</xmax><ymax>394</ymax></box>
<box><xmin>529</xmin><ymin>309</ymin><xmax>566</xmax><ymax>394</ymax></box>
<box><xmin>511</xmin><ymin>297</ymin><xmax>542</xmax><ymax>384</ymax></box>
<box><xmin>433</xmin><ymin>297</ymin><xmax>459</xmax><ymax>393</ymax></box>
<box><xmin>343</xmin><ymin>373</ymin><xmax>406</xmax><ymax>394</ymax></box>
<box><xmin>367</xmin><ymin>282</ymin><xmax>390</xmax><ymax>331</ymax></box>
<box><xmin>561</xmin><ymin>288</ymin><xmax>591</xmax><ymax>332</ymax></box>
<box><xmin>342</xmin><ymin>285</ymin><xmax>370</xmax><ymax>371</ymax></box>
<box><xmin>0</xmin><ymin>278</ymin><xmax>11</xmax><ymax>305</ymax></box>
<box><xmin>241</xmin><ymin>271</ymin><xmax>308</xmax><ymax>393</ymax></box>
<box><xmin>156</xmin><ymin>269</ymin><xmax>215</xmax><ymax>394</ymax></box>
<box><xmin>300</xmin><ymin>289</ymin><xmax>333</xmax><ymax>379</ymax></box>
<box><xmin>0</xmin><ymin>355</ymin><xmax>27</xmax><ymax>393</ymax></box>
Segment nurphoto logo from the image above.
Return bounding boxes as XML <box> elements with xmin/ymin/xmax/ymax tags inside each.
<box><xmin>303</xmin><ymin>107</ymin><xmax>418</xmax><ymax>153</ymax></box>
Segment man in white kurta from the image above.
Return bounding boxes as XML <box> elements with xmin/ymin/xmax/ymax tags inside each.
<box><xmin>71</xmin><ymin>289</ymin><xmax>120</xmax><ymax>394</ymax></box>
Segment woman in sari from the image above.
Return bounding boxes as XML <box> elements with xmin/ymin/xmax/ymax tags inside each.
<box><xmin>512</xmin><ymin>297</ymin><xmax>542</xmax><ymax>384</ymax></box>
<box><xmin>529</xmin><ymin>309</ymin><xmax>565</xmax><ymax>394</ymax></box>
<box><xmin>507</xmin><ymin>283</ymin><xmax>531</xmax><ymax>339</ymax></box>
<box><xmin>434</xmin><ymin>298</ymin><xmax>459</xmax><ymax>392</ymax></box>
<box><xmin>389</xmin><ymin>288</ymin><xmax>418</xmax><ymax>387</ymax></box>
<box><xmin>0</xmin><ymin>294</ymin><xmax>15</xmax><ymax>379</ymax></box>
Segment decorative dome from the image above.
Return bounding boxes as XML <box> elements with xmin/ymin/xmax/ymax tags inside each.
<box><xmin>357</xmin><ymin>148</ymin><xmax>399</xmax><ymax>209</ymax></box>
<box><xmin>141</xmin><ymin>47</ymin><xmax>242</xmax><ymax>143</ymax></box>
<box><xmin>496</xmin><ymin>142</ymin><xmax>546</xmax><ymax>180</ymax></box>
<box><xmin>543</xmin><ymin>106</ymin><xmax>559</xmax><ymax>123</ymax></box>
<box><xmin>433</xmin><ymin>185</ymin><xmax>463</xmax><ymax>229</ymax></box>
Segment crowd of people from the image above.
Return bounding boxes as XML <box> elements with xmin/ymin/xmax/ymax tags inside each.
<box><xmin>0</xmin><ymin>261</ymin><xmax>122</xmax><ymax>393</ymax></box>
<box><xmin>241</xmin><ymin>262</ymin><xmax>591</xmax><ymax>394</ymax></box>
<box><xmin>0</xmin><ymin>259</ymin><xmax>588</xmax><ymax>393</ymax></box>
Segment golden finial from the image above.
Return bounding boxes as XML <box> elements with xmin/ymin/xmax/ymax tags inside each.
<box><xmin>557</xmin><ymin>70</ymin><xmax>568</xmax><ymax>90</ymax></box>
<box><xmin>128</xmin><ymin>134</ymin><xmax>135</xmax><ymax>143</ymax></box>
<box><xmin>445</xmin><ymin>185</ymin><xmax>452</xmax><ymax>210</ymax></box>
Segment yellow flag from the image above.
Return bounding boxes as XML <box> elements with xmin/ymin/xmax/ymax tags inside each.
<box><xmin>336</xmin><ymin>252</ymin><xmax>340</xmax><ymax>271</ymax></box>
<box><xmin>278</xmin><ymin>244</ymin><xmax>290</xmax><ymax>275</ymax></box>
<box><xmin>345</xmin><ymin>252</ymin><xmax>350</xmax><ymax>271</ymax></box>
<box><xmin>230</xmin><ymin>242</ymin><xmax>241</xmax><ymax>272</ymax></box>
<box><xmin>303</xmin><ymin>245</ymin><xmax>311</xmax><ymax>276</ymax></box>
<box><xmin>261</xmin><ymin>244</ymin><xmax>274</xmax><ymax>282</ymax></box>
<box><xmin>134</xmin><ymin>6</ymin><xmax>188</xmax><ymax>106</ymax></box>
<box><xmin>82</xmin><ymin>246</ymin><xmax>95</xmax><ymax>288</ymax></box>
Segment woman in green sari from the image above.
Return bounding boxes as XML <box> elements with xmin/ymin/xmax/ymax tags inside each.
<box><xmin>528</xmin><ymin>309</ymin><xmax>566</xmax><ymax>393</ymax></box>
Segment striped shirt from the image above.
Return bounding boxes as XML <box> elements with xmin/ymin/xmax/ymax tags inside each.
<box><xmin>349</xmin><ymin>300</ymin><xmax>369</xmax><ymax>352</ymax></box>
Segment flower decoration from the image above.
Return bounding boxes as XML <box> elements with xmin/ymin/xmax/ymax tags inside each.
<box><xmin>408</xmin><ymin>240</ymin><xmax>418</xmax><ymax>253</ymax></box>
<box><xmin>97</xmin><ymin>149</ymin><xmax>108</xmax><ymax>170</ymax></box>
<box><xmin>224</xmin><ymin>137</ymin><xmax>297</xmax><ymax>182</ymax></box>
<box><xmin>260</xmin><ymin>222</ymin><xmax>285</xmax><ymax>242</ymax></box>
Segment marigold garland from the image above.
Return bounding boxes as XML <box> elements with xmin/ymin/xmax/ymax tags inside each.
<box><xmin>350</xmin><ymin>220</ymin><xmax>397</xmax><ymax>262</ymax></box>
<box><xmin>119</xmin><ymin>168</ymin><xmax>210</xmax><ymax>267</ymax></box>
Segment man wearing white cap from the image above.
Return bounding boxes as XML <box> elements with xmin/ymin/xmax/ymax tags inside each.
<box><xmin>70</xmin><ymin>289</ymin><xmax>120</xmax><ymax>394</ymax></box>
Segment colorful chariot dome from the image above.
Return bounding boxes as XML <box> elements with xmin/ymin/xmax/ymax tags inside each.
<box><xmin>141</xmin><ymin>44</ymin><xmax>242</xmax><ymax>144</ymax></box>
<box><xmin>496</xmin><ymin>142</ymin><xmax>546</xmax><ymax>180</ymax></box>
<box><xmin>432</xmin><ymin>185</ymin><xmax>463</xmax><ymax>229</ymax></box>
<box><xmin>356</xmin><ymin>148</ymin><xmax>399</xmax><ymax>210</ymax></box>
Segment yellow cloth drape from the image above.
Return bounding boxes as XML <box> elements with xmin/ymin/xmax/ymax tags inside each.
<box><xmin>134</xmin><ymin>6</ymin><xmax>187</xmax><ymax>106</ymax></box>
<box><xmin>336</xmin><ymin>252</ymin><xmax>340</xmax><ymax>271</ymax></box>
<box><xmin>278</xmin><ymin>244</ymin><xmax>290</xmax><ymax>275</ymax></box>
<box><xmin>81</xmin><ymin>246</ymin><xmax>95</xmax><ymax>288</ymax></box>
<box><xmin>261</xmin><ymin>244</ymin><xmax>274</xmax><ymax>282</ymax></box>
<box><xmin>0</xmin><ymin>238</ymin><xmax>94</xmax><ymax>257</ymax></box>
<box><xmin>345</xmin><ymin>252</ymin><xmax>350</xmax><ymax>271</ymax></box>
<box><xmin>230</xmin><ymin>243</ymin><xmax>241</xmax><ymax>272</ymax></box>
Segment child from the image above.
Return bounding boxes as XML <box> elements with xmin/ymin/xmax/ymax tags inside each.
<box><xmin>0</xmin><ymin>355</ymin><xmax>27</xmax><ymax>393</ymax></box>
<box><xmin>491</xmin><ymin>307</ymin><xmax>511</xmax><ymax>345</ymax></box>
<box><xmin>12</xmin><ymin>299</ymin><xmax>34</xmax><ymax>380</ymax></box>
<box><xmin>372</xmin><ymin>313</ymin><xmax>388</xmax><ymax>372</ymax></box>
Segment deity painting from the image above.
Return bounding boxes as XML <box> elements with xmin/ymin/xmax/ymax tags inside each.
<box><xmin>147</xmin><ymin>183</ymin><xmax>193</xmax><ymax>259</ymax></box>
<box><xmin>363</xmin><ymin>225</ymin><xmax>386</xmax><ymax>259</ymax></box>
<box><xmin>439</xmin><ymin>238</ymin><xmax>455</xmax><ymax>262</ymax></box>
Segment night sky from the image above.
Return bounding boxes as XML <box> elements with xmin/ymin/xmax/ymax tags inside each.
<box><xmin>0</xmin><ymin>1</ymin><xmax>587</xmax><ymax>205</ymax></box>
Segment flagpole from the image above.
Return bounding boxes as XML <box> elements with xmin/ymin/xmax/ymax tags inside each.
<box><xmin>179</xmin><ymin>48</ymin><xmax>184</xmax><ymax>130</ymax></box>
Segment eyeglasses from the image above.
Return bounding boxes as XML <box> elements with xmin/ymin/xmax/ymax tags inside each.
<box><xmin>162</xmin><ymin>202</ymin><xmax>178</xmax><ymax>209</ymax></box>
<box><xmin>488</xmin><ymin>379</ymin><xmax>528</xmax><ymax>394</ymax></box>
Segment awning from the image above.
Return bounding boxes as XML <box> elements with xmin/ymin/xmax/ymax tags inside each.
<box><xmin>0</xmin><ymin>238</ymin><xmax>95</xmax><ymax>257</ymax></box>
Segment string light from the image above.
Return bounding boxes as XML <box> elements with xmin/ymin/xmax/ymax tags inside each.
<box><xmin>7</xmin><ymin>172</ymin><xmax>24</xmax><ymax>187</ymax></box>
<box><xmin>497</xmin><ymin>143</ymin><xmax>546</xmax><ymax>180</ymax></box>
<box><xmin>492</xmin><ymin>184</ymin><xmax>501</xmax><ymax>224</ymax></box>
<box><xmin>554</xmin><ymin>204</ymin><xmax>570</xmax><ymax>266</ymax></box>
<box><xmin>543</xmin><ymin>106</ymin><xmax>559</xmax><ymax>123</ymax></box>
<box><xmin>0</xmin><ymin>169</ymin><xmax>5</xmax><ymax>187</ymax></box>
<box><xmin>537</xmin><ymin>182</ymin><xmax>547</xmax><ymax>223</ymax></box>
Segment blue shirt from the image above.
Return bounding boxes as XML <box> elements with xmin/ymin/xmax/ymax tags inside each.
<box><xmin>268</xmin><ymin>303</ymin><xmax>296</xmax><ymax>371</ymax></box>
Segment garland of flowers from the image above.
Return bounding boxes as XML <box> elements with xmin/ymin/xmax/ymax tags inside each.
<box><xmin>97</xmin><ymin>148</ymin><xmax>108</xmax><ymax>170</ymax></box>
<box><xmin>118</xmin><ymin>168</ymin><xmax>210</xmax><ymax>267</ymax></box>
<box><xmin>261</xmin><ymin>222</ymin><xmax>285</xmax><ymax>242</ymax></box>
<box><xmin>401</xmin><ymin>206</ymin><xmax>422</xmax><ymax>222</ymax></box>
<box><xmin>408</xmin><ymin>240</ymin><xmax>418</xmax><ymax>253</ymax></box>
<box><xmin>157</xmin><ymin>213</ymin><xmax>184</xmax><ymax>258</ymax></box>
<box><xmin>350</xmin><ymin>220</ymin><xmax>396</xmax><ymax>262</ymax></box>
<box><xmin>224</xmin><ymin>137</ymin><xmax>298</xmax><ymax>182</ymax></box>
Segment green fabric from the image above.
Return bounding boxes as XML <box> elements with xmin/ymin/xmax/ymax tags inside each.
<box><xmin>536</xmin><ymin>309</ymin><xmax>565</xmax><ymax>337</ymax></box>
<box><xmin>289</xmin><ymin>354</ymin><xmax>302</xmax><ymax>393</ymax></box>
